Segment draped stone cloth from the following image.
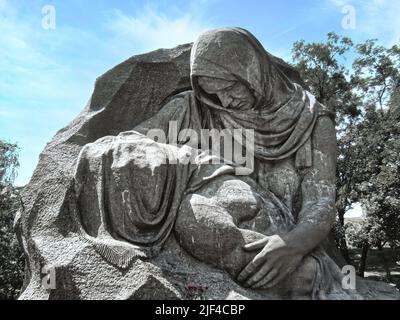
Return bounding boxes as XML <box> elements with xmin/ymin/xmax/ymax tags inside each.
<box><xmin>71</xmin><ymin>130</ymin><xmax>347</xmax><ymax>299</ymax></box>
<box><xmin>191</xmin><ymin>27</ymin><xmax>332</xmax><ymax>168</ymax></box>
<box><xmin>71</xmin><ymin>131</ymin><xmax>236</xmax><ymax>267</ymax></box>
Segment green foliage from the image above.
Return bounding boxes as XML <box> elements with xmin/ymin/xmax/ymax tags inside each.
<box><xmin>343</xmin><ymin>109</ymin><xmax>400</xmax><ymax>249</ymax></box>
<box><xmin>292</xmin><ymin>32</ymin><xmax>362</xmax><ymax>122</ymax></box>
<box><xmin>353</xmin><ymin>40</ymin><xmax>400</xmax><ymax>111</ymax></box>
<box><xmin>340</xmin><ymin>38</ymin><xmax>400</xmax><ymax>251</ymax></box>
<box><xmin>0</xmin><ymin>140</ymin><xmax>24</xmax><ymax>300</ymax></box>
<box><xmin>0</xmin><ymin>141</ymin><xmax>19</xmax><ymax>186</ymax></box>
<box><xmin>345</xmin><ymin>220</ymin><xmax>368</xmax><ymax>249</ymax></box>
<box><xmin>0</xmin><ymin>187</ymin><xmax>24</xmax><ymax>300</ymax></box>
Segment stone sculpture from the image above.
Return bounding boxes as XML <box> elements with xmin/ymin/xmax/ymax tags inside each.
<box><xmin>16</xmin><ymin>27</ymin><xmax>400</xmax><ymax>300</ymax></box>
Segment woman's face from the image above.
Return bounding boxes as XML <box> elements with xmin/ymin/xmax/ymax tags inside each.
<box><xmin>198</xmin><ymin>76</ymin><xmax>255</xmax><ymax>110</ymax></box>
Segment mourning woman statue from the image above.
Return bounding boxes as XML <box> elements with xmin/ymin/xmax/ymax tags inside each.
<box><xmin>71</xmin><ymin>28</ymin><xmax>349</xmax><ymax>299</ymax></box>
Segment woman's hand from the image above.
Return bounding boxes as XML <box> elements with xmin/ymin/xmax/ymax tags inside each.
<box><xmin>237</xmin><ymin>235</ymin><xmax>304</xmax><ymax>289</ymax></box>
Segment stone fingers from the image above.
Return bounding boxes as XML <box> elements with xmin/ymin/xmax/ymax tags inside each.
<box><xmin>243</xmin><ymin>237</ymin><xmax>269</xmax><ymax>251</ymax></box>
<box><xmin>251</xmin><ymin>268</ymin><xmax>280</xmax><ymax>289</ymax></box>
<box><xmin>244</xmin><ymin>262</ymin><xmax>275</xmax><ymax>287</ymax></box>
<box><xmin>265</xmin><ymin>269</ymin><xmax>289</xmax><ymax>289</ymax></box>
<box><xmin>237</xmin><ymin>251</ymin><xmax>267</xmax><ymax>283</ymax></box>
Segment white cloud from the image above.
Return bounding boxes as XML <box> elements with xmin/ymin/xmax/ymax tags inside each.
<box><xmin>0</xmin><ymin>1</ymin><xmax>212</xmax><ymax>109</ymax></box>
<box><xmin>106</xmin><ymin>6</ymin><xmax>212</xmax><ymax>55</ymax></box>
<box><xmin>357</xmin><ymin>0</ymin><xmax>400</xmax><ymax>43</ymax></box>
<box><xmin>328</xmin><ymin>0</ymin><xmax>400</xmax><ymax>45</ymax></box>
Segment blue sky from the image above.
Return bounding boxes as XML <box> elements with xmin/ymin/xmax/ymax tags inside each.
<box><xmin>1</xmin><ymin>0</ymin><xmax>399</xmax><ymax>195</ymax></box>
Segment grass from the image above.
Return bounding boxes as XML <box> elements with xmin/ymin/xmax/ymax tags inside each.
<box><xmin>348</xmin><ymin>247</ymin><xmax>400</xmax><ymax>288</ymax></box>
<box><xmin>344</xmin><ymin>217</ymin><xmax>400</xmax><ymax>288</ymax></box>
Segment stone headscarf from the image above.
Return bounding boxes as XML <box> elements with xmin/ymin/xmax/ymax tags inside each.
<box><xmin>191</xmin><ymin>27</ymin><xmax>321</xmax><ymax>168</ymax></box>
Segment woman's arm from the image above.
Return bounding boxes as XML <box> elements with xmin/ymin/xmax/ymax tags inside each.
<box><xmin>237</xmin><ymin>115</ymin><xmax>337</xmax><ymax>288</ymax></box>
<box><xmin>283</xmin><ymin>115</ymin><xmax>337</xmax><ymax>254</ymax></box>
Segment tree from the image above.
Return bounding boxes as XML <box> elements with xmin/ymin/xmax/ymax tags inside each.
<box><xmin>341</xmin><ymin>108</ymin><xmax>400</xmax><ymax>278</ymax></box>
<box><xmin>340</xmin><ymin>39</ymin><xmax>400</xmax><ymax>279</ymax></box>
<box><xmin>353</xmin><ymin>40</ymin><xmax>400</xmax><ymax>113</ymax></box>
<box><xmin>292</xmin><ymin>32</ymin><xmax>361</xmax><ymax>122</ymax></box>
<box><xmin>0</xmin><ymin>140</ymin><xmax>24</xmax><ymax>300</ymax></box>
<box><xmin>0</xmin><ymin>141</ymin><xmax>19</xmax><ymax>185</ymax></box>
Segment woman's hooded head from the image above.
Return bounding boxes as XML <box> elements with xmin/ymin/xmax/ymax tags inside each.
<box><xmin>190</xmin><ymin>27</ymin><xmax>295</xmax><ymax>112</ymax></box>
<box><xmin>190</xmin><ymin>27</ymin><xmax>321</xmax><ymax>166</ymax></box>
